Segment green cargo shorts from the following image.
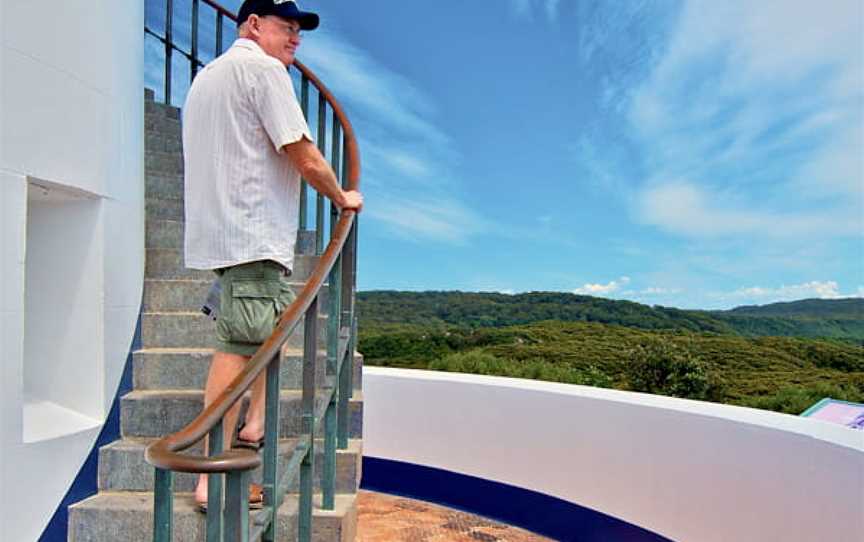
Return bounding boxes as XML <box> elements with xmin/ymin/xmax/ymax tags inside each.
<box><xmin>215</xmin><ymin>260</ymin><xmax>296</xmax><ymax>356</ymax></box>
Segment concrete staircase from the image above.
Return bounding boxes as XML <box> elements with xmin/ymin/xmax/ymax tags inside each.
<box><xmin>67</xmin><ymin>92</ymin><xmax>363</xmax><ymax>541</ymax></box>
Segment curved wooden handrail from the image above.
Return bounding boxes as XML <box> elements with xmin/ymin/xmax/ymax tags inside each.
<box><xmin>201</xmin><ymin>0</ymin><xmax>236</xmax><ymax>19</ymax></box>
<box><xmin>145</xmin><ymin>14</ymin><xmax>361</xmax><ymax>472</ymax></box>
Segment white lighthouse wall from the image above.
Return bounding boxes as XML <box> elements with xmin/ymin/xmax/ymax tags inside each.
<box><xmin>0</xmin><ymin>1</ymin><xmax>144</xmax><ymax>540</ymax></box>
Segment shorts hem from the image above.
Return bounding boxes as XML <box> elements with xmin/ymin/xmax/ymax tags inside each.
<box><xmin>216</xmin><ymin>340</ymin><xmax>262</xmax><ymax>357</ymax></box>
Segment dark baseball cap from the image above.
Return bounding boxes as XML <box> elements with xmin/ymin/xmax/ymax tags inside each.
<box><xmin>237</xmin><ymin>0</ymin><xmax>320</xmax><ymax>30</ymax></box>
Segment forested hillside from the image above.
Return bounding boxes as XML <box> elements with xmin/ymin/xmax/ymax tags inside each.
<box><xmin>356</xmin><ymin>293</ymin><xmax>864</xmax><ymax>414</ymax></box>
<box><xmin>357</xmin><ymin>291</ymin><xmax>864</xmax><ymax>341</ymax></box>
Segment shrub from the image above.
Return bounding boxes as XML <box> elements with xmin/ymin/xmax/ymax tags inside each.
<box><xmin>740</xmin><ymin>383</ymin><xmax>863</xmax><ymax>415</ymax></box>
<box><xmin>429</xmin><ymin>350</ymin><xmax>613</xmax><ymax>388</ymax></box>
<box><xmin>625</xmin><ymin>340</ymin><xmax>722</xmax><ymax>401</ymax></box>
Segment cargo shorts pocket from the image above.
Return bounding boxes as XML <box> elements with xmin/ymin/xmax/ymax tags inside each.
<box><xmin>216</xmin><ymin>279</ymin><xmax>283</xmax><ymax>345</ymax></box>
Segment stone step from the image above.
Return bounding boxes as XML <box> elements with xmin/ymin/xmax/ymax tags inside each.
<box><xmin>145</xmin><ymin>249</ymin><xmax>321</xmax><ymax>281</ymax></box>
<box><xmin>145</xmin><ymin>174</ymin><xmax>184</xmax><ymax>202</ymax></box>
<box><xmin>69</xmin><ymin>491</ymin><xmax>357</xmax><ymax>542</ymax></box>
<box><xmin>132</xmin><ymin>348</ymin><xmax>363</xmax><ymax>391</ymax></box>
<box><xmin>120</xmin><ymin>390</ymin><xmax>363</xmax><ymax>440</ymax></box>
<box><xmin>98</xmin><ymin>437</ymin><xmax>361</xmax><ymax>494</ymax></box>
<box><xmin>145</xmin><ymin>132</ymin><xmax>183</xmax><ymax>155</ymax></box>
<box><xmin>143</xmin><ymin>279</ymin><xmax>330</xmax><ymax>314</ymax></box>
<box><xmin>146</xmin><ymin>150</ymin><xmax>184</xmax><ymax>177</ymax></box>
<box><xmin>144</xmin><ymin>109</ymin><xmax>182</xmax><ymax>138</ymax></box>
<box><xmin>145</xmin><ymin>249</ymin><xmax>212</xmax><ymax>280</ymax></box>
<box><xmin>141</xmin><ymin>312</ymin><xmax>330</xmax><ymax>350</ymax></box>
<box><xmin>146</xmin><ymin>196</ymin><xmax>184</xmax><ymax>221</ymax></box>
<box><xmin>146</xmin><ymin>219</ymin><xmax>183</xmax><ymax>249</ymax></box>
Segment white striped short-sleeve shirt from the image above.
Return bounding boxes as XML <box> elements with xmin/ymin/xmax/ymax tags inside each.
<box><xmin>182</xmin><ymin>38</ymin><xmax>312</xmax><ymax>272</ymax></box>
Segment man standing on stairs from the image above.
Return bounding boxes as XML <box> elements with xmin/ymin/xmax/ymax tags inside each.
<box><xmin>182</xmin><ymin>0</ymin><xmax>363</xmax><ymax>510</ymax></box>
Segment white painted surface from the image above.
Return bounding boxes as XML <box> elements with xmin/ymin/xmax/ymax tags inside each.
<box><xmin>0</xmin><ymin>1</ymin><xmax>144</xmax><ymax>539</ymax></box>
<box><xmin>363</xmin><ymin>367</ymin><xmax>864</xmax><ymax>542</ymax></box>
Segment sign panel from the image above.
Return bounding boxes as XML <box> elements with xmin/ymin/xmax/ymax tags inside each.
<box><xmin>801</xmin><ymin>399</ymin><xmax>864</xmax><ymax>430</ymax></box>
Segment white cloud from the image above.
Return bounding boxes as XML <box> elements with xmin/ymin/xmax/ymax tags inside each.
<box><xmin>510</xmin><ymin>0</ymin><xmax>533</xmax><ymax>20</ymax></box>
<box><xmin>627</xmin><ymin>0</ymin><xmax>863</xmax><ymax>240</ymax></box>
<box><xmin>857</xmin><ymin>286</ymin><xmax>864</xmax><ymax>298</ymax></box>
<box><xmin>301</xmin><ymin>31</ymin><xmax>450</xmax><ymax>148</ymax></box>
<box><xmin>300</xmin><ymin>30</ymin><xmax>490</xmax><ymax>244</ymax></box>
<box><xmin>509</xmin><ymin>0</ymin><xmax>562</xmax><ymax>23</ymax></box>
<box><xmin>636</xmin><ymin>180</ymin><xmax>860</xmax><ymax>238</ymax></box>
<box><xmin>545</xmin><ymin>0</ymin><xmax>561</xmax><ymax>22</ymax></box>
<box><xmin>718</xmin><ymin>280</ymin><xmax>856</xmax><ymax>302</ymax></box>
<box><xmin>573</xmin><ymin>276</ymin><xmax>630</xmax><ymax>296</ymax></box>
<box><xmin>366</xmin><ymin>195</ymin><xmax>489</xmax><ymax>245</ymax></box>
<box><xmin>638</xmin><ymin>287</ymin><xmax>682</xmax><ymax>296</ymax></box>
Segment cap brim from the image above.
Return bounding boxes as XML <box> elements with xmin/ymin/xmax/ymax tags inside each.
<box><xmin>295</xmin><ymin>12</ymin><xmax>319</xmax><ymax>30</ymax></box>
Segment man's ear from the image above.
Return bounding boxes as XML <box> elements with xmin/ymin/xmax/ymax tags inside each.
<box><xmin>247</xmin><ymin>14</ymin><xmax>262</xmax><ymax>38</ymax></box>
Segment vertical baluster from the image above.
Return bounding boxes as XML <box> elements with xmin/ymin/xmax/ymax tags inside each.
<box><xmin>299</xmin><ymin>297</ymin><xmax>319</xmax><ymax>542</ymax></box>
<box><xmin>340</xmin><ymin>137</ymin><xmax>348</xmax><ymax>190</ymax></box>
<box><xmin>330</xmin><ymin>120</ymin><xmax>342</xmax><ymax>240</ymax></box>
<box><xmin>299</xmin><ymin>76</ymin><xmax>310</xmax><ymax>231</ymax></box>
<box><xmin>323</xmin><ymin>276</ymin><xmax>341</xmax><ymax>505</ymax></box>
<box><xmin>225</xmin><ymin>470</ymin><xmax>250</xmax><ymax>542</ymax></box>
<box><xmin>191</xmin><ymin>0</ymin><xmax>199</xmax><ymax>82</ymax></box>
<box><xmin>206</xmin><ymin>420</ymin><xmax>224</xmax><ymax>542</ymax></box>
<box><xmin>315</xmin><ymin>96</ymin><xmax>327</xmax><ymax>254</ymax></box>
<box><xmin>337</xmin><ymin>140</ymin><xmax>354</xmax><ymax>449</ymax></box>
<box><xmin>216</xmin><ymin>13</ymin><xmax>224</xmax><ymax>56</ymax></box>
<box><xmin>323</xmin><ymin>152</ymin><xmax>343</xmax><ymax>507</ymax></box>
<box><xmin>262</xmin><ymin>353</ymin><xmax>281</xmax><ymax>542</ymax></box>
<box><xmin>153</xmin><ymin>468</ymin><xmax>174</xmax><ymax>542</ymax></box>
<box><xmin>337</xmin><ymin>219</ymin><xmax>356</xmax><ymax>449</ymax></box>
<box><xmin>322</xmin><ymin>394</ymin><xmax>337</xmax><ymax>510</ymax></box>
<box><xmin>164</xmin><ymin>0</ymin><xmax>173</xmax><ymax>104</ymax></box>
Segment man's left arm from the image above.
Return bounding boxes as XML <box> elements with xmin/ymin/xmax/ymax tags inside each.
<box><xmin>282</xmin><ymin>138</ymin><xmax>363</xmax><ymax>212</ymax></box>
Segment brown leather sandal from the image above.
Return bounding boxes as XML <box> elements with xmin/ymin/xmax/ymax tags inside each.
<box><xmin>196</xmin><ymin>483</ymin><xmax>264</xmax><ymax>513</ymax></box>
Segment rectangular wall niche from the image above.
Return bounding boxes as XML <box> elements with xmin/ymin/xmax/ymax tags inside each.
<box><xmin>23</xmin><ymin>179</ymin><xmax>103</xmax><ymax>443</ymax></box>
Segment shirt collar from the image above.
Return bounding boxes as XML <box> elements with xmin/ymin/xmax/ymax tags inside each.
<box><xmin>232</xmin><ymin>38</ymin><xmax>267</xmax><ymax>56</ymax></box>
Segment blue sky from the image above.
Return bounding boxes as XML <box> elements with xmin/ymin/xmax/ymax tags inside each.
<box><xmin>146</xmin><ymin>0</ymin><xmax>863</xmax><ymax>310</ymax></box>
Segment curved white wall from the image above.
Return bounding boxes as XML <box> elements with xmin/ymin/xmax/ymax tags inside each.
<box><xmin>0</xmin><ymin>1</ymin><xmax>144</xmax><ymax>540</ymax></box>
<box><xmin>364</xmin><ymin>367</ymin><xmax>864</xmax><ymax>542</ymax></box>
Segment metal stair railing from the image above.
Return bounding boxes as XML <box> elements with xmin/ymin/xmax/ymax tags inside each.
<box><xmin>143</xmin><ymin>2</ymin><xmax>361</xmax><ymax>541</ymax></box>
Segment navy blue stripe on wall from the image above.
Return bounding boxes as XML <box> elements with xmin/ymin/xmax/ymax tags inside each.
<box><xmin>360</xmin><ymin>456</ymin><xmax>674</xmax><ymax>542</ymax></box>
<box><xmin>39</xmin><ymin>312</ymin><xmax>142</xmax><ymax>542</ymax></box>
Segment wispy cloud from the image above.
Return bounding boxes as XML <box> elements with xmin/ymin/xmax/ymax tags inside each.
<box><xmin>626</xmin><ymin>0</ymin><xmax>863</xmax><ymax>240</ymax></box>
<box><xmin>636</xmin><ymin>180</ymin><xmax>860</xmax><ymax>238</ymax></box>
<box><xmin>711</xmin><ymin>280</ymin><xmax>863</xmax><ymax>303</ymax></box>
<box><xmin>366</xmin><ymin>194</ymin><xmax>490</xmax><ymax>246</ymax></box>
<box><xmin>573</xmin><ymin>276</ymin><xmax>630</xmax><ymax>296</ymax></box>
<box><xmin>509</xmin><ymin>0</ymin><xmax>562</xmax><ymax>23</ymax></box>
<box><xmin>300</xmin><ymin>30</ymin><xmax>489</xmax><ymax>244</ymax></box>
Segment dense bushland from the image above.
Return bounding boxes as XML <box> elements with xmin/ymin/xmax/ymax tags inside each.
<box><xmin>358</xmin><ymin>320</ymin><xmax>864</xmax><ymax>415</ymax></box>
<box><xmin>358</xmin><ymin>291</ymin><xmax>864</xmax><ymax>342</ymax></box>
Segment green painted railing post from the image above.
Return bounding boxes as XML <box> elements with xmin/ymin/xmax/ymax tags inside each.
<box><xmin>299</xmin><ymin>297</ymin><xmax>319</xmax><ymax>542</ymax></box>
<box><xmin>315</xmin><ymin>95</ymin><xmax>327</xmax><ymax>254</ymax></box>
<box><xmin>262</xmin><ymin>353</ymin><xmax>281</xmax><ymax>542</ymax></box>
<box><xmin>299</xmin><ymin>75</ymin><xmax>310</xmax><ymax>231</ymax></box>
<box><xmin>163</xmin><ymin>0</ymin><xmax>173</xmax><ymax>104</ymax></box>
<box><xmin>153</xmin><ymin>468</ymin><xmax>174</xmax><ymax>542</ymax></box>
<box><xmin>323</xmin><ymin>394</ymin><xmax>337</xmax><ymax>509</ymax></box>
<box><xmin>224</xmin><ymin>470</ymin><xmax>250</xmax><ymax>542</ymax></box>
<box><xmin>337</xmin><ymin>219</ymin><xmax>357</xmax><ymax>449</ymax></box>
<box><xmin>330</xmin><ymin>119</ymin><xmax>342</xmax><ymax>245</ymax></box>
<box><xmin>206</xmin><ymin>420</ymin><xmax>224</xmax><ymax>542</ymax></box>
<box><xmin>323</xmin><ymin>213</ymin><xmax>342</xmax><ymax>509</ymax></box>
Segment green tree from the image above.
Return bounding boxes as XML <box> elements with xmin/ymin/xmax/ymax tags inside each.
<box><xmin>625</xmin><ymin>340</ymin><xmax>722</xmax><ymax>401</ymax></box>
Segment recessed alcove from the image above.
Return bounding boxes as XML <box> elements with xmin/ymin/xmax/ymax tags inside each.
<box><xmin>23</xmin><ymin>179</ymin><xmax>103</xmax><ymax>443</ymax></box>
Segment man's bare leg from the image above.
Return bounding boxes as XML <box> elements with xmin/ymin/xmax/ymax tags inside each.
<box><xmin>238</xmin><ymin>372</ymin><xmax>267</xmax><ymax>444</ymax></box>
<box><xmin>194</xmin><ymin>350</ymin><xmax>249</xmax><ymax>505</ymax></box>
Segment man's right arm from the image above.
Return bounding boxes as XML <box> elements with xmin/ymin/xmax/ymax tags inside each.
<box><xmin>282</xmin><ymin>138</ymin><xmax>363</xmax><ymax>212</ymax></box>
